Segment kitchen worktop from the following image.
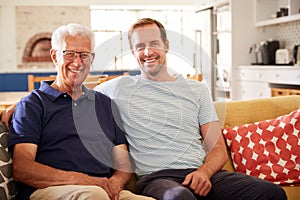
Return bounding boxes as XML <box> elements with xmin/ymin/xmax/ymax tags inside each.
<box><xmin>238</xmin><ymin>65</ymin><xmax>300</xmax><ymax>69</ymax></box>
<box><xmin>269</xmin><ymin>82</ymin><xmax>300</xmax><ymax>89</ymax></box>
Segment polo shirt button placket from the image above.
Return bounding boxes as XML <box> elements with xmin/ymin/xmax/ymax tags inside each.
<box><xmin>73</xmin><ymin>101</ymin><xmax>80</xmax><ymax>118</ymax></box>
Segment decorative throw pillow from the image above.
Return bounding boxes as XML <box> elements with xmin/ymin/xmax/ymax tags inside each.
<box><xmin>222</xmin><ymin>109</ymin><xmax>300</xmax><ymax>185</ymax></box>
<box><xmin>0</xmin><ymin>122</ymin><xmax>16</xmax><ymax>200</ymax></box>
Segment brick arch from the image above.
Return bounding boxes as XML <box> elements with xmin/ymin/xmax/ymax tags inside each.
<box><xmin>23</xmin><ymin>32</ymin><xmax>52</xmax><ymax>62</ymax></box>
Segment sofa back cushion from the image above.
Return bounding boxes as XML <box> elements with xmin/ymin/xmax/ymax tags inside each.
<box><xmin>214</xmin><ymin>95</ymin><xmax>300</xmax><ymax>128</ymax></box>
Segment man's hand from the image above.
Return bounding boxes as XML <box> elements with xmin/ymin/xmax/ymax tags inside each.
<box><xmin>182</xmin><ymin>168</ymin><xmax>212</xmax><ymax>196</ymax></box>
<box><xmin>1</xmin><ymin>104</ymin><xmax>16</xmax><ymax>129</ymax></box>
<box><xmin>108</xmin><ymin>176</ymin><xmax>123</xmax><ymax>200</ymax></box>
<box><xmin>97</xmin><ymin>177</ymin><xmax>116</xmax><ymax>200</ymax></box>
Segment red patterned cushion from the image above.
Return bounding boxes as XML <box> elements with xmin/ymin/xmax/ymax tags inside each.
<box><xmin>222</xmin><ymin>109</ymin><xmax>300</xmax><ymax>185</ymax></box>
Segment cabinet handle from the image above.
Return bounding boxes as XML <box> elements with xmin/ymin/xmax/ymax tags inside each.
<box><xmin>274</xmin><ymin>74</ymin><xmax>279</xmax><ymax>77</ymax></box>
<box><xmin>256</xmin><ymin>73</ymin><xmax>262</xmax><ymax>78</ymax></box>
<box><xmin>257</xmin><ymin>92</ymin><xmax>262</xmax><ymax>96</ymax></box>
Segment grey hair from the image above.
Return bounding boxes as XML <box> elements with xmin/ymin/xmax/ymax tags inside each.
<box><xmin>51</xmin><ymin>23</ymin><xmax>95</xmax><ymax>51</ymax></box>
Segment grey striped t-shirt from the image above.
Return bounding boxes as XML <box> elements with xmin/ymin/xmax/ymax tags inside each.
<box><xmin>94</xmin><ymin>75</ymin><xmax>219</xmax><ymax>176</ymax></box>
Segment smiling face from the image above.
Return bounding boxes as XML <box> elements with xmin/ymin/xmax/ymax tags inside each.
<box><xmin>130</xmin><ymin>24</ymin><xmax>169</xmax><ymax>80</ymax></box>
<box><xmin>51</xmin><ymin>35</ymin><xmax>93</xmax><ymax>89</ymax></box>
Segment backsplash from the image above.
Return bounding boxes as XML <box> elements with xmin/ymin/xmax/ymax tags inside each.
<box><xmin>269</xmin><ymin>20</ymin><xmax>300</xmax><ymax>57</ymax></box>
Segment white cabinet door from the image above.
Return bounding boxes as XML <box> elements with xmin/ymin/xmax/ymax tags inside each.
<box><xmin>267</xmin><ymin>68</ymin><xmax>300</xmax><ymax>83</ymax></box>
<box><xmin>237</xmin><ymin>68</ymin><xmax>267</xmax><ymax>82</ymax></box>
<box><xmin>234</xmin><ymin>66</ymin><xmax>300</xmax><ymax>100</ymax></box>
<box><xmin>236</xmin><ymin>81</ymin><xmax>271</xmax><ymax>100</ymax></box>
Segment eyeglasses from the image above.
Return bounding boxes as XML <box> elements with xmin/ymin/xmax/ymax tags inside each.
<box><xmin>62</xmin><ymin>50</ymin><xmax>95</xmax><ymax>62</ymax></box>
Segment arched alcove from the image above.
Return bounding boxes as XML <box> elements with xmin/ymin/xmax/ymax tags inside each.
<box><xmin>23</xmin><ymin>32</ymin><xmax>52</xmax><ymax>63</ymax></box>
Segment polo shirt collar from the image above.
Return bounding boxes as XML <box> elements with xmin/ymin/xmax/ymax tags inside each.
<box><xmin>39</xmin><ymin>81</ymin><xmax>95</xmax><ymax>102</ymax></box>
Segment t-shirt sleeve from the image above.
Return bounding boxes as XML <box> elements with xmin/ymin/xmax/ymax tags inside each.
<box><xmin>94</xmin><ymin>77</ymin><xmax>122</xmax><ymax>98</ymax></box>
<box><xmin>197</xmin><ymin>84</ymin><xmax>219</xmax><ymax>125</ymax></box>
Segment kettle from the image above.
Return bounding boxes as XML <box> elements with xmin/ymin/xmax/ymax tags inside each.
<box><xmin>293</xmin><ymin>45</ymin><xmax>300</xmax><ymax>65</ymax></box>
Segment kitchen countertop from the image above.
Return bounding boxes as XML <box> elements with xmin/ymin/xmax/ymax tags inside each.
<box><xmin>238</xmin><ymin>65</ymin><xmax>300</xmax><ymax>69</ymax></box>
<box><xmin>269</xmin><ymin>82</ymin><xmax>300</xmax><ymax>88</ymax></box>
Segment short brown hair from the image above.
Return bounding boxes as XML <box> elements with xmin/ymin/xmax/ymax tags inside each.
<box><xmin>128</xmin><ymin>18</ymin><xmax>168</xmax><ymax>50</ymax></box>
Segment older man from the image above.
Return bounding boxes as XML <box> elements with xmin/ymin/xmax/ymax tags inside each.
<box><xmin>7</xmin><ymin>23</ymin><xmax>154</xmax><ymax>200</ymax></box>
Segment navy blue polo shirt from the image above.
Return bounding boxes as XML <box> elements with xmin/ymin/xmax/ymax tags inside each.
<box><xmin>8</xmin><ymin>81</ymin><xmax>127</xmax><ymax>199</ymax></box>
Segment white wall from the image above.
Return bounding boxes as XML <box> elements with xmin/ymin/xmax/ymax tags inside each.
<box><xmin>0</xmin><ymin>0</ymin><xmax>194</xmax><ymax>71</ymax></box>
<box><xmin>231</xmin><ymin>0</ymin><xmax>275</xmax><ymax>67</ymax></box>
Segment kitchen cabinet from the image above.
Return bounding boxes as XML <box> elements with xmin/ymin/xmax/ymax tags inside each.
<box><xmin>255</xmin><ymin>0</ymin><xmax>300</xmax><ymax>27</ymax></box>
<box><xmin>195</xmin><ymin>0</ymin><xmax>266</xmax><ymax>101</ymax></box>
<box><xmin>234</xmin><ymin>65</ymin><xmax>300</xmax><ymax>100</ymax></box>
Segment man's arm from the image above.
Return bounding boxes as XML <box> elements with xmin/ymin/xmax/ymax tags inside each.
<box><xmin>200</xmin><ymin>121</ymin><xmax>228</xmax><ymax>174</ymax></box>
<box><xmin>1</xmin><ymin>104</ymin><xmax>16</xmax><ymax>128</ymax></box>
<box><xmin>13</xmin><ymin>143</ymin><xmax>116</xmax><ymax>199</ymax></box>
<box><xmin>109</xmin><ymin>144</ymin><xmax>132</xmax><ymax>199</ymax></box>
<box><xmin>182</xmin><ymin>121</ymin><xmax>228</xmax><ymax>196</ymax></box>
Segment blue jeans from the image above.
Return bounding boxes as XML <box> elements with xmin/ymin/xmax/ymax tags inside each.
<box><xmin>136</xmin><ymin>169</ymin><xmax>287</xmax><ymax>200</ymax></box>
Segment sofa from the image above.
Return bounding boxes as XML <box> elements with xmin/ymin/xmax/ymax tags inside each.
<box><xmin>0</xmin><ymin>95</ymin><xmax>299</xmax><ymax>199</ymax></box>
<box><xmin>214</xmin><ymin>95</ymin><xmax>300</xmax><ymax>200</ymax></box>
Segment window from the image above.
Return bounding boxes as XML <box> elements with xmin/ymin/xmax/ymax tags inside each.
<box><xmin>90</xmin><ymin>7</ymin><xmax>198</xmax><ymax>76</ymax></box>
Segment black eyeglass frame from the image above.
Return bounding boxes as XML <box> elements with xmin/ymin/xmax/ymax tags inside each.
<box><xmin>61</xmin><ymin>50</ymin><xmax>95</xmax><ymax>62</ymax></box>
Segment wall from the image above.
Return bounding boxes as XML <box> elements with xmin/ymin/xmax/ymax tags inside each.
<box><xmin>0</xmin><ymin>0</ymin><xmax>194</xmax><ymax>71</ymax></box>
<box><xmin>16</xmin><ymin>6</ymin><xmax>90</xmax><ymax>68</ymax></box>
<box><xmin>231</xmin><ymin>0</ymin><xmax>276</xmax><ymax>67</ymax></box>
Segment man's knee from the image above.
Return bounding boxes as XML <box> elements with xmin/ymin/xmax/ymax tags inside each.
<box><xmin>82</xmin><ymin>186</ymin><xmax>110</xmax><ymax>200</ymax></box>
<box><xmin>162</xmin><ymin>186</ymin><xmax>196</xmax><ymax>200</ymax></box>
<box><xmin>142</xmin><ymin>179</ymin><xmax>196</xmax><ymax>200</ymax></box>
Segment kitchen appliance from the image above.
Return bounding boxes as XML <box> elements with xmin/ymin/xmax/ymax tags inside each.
<box><xmin>293</xmin><ymin>45</ymin><xmax>300</xmax><ymax>65</ymax></box>
<box><xmin>275</xmin><ymin>49</ymin><xmax>290</xmax><ymax>64</ymax></box>
<box><xmin>249</xmin><ymin>40</ymin><xmax>280</xmax><ymax>65</ymax></box>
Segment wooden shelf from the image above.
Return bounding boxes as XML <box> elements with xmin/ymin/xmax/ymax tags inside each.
<box><xmin>256</xmin><ymin>14</ymin><xmax>300</xmax><ymax>27</ymax></box>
